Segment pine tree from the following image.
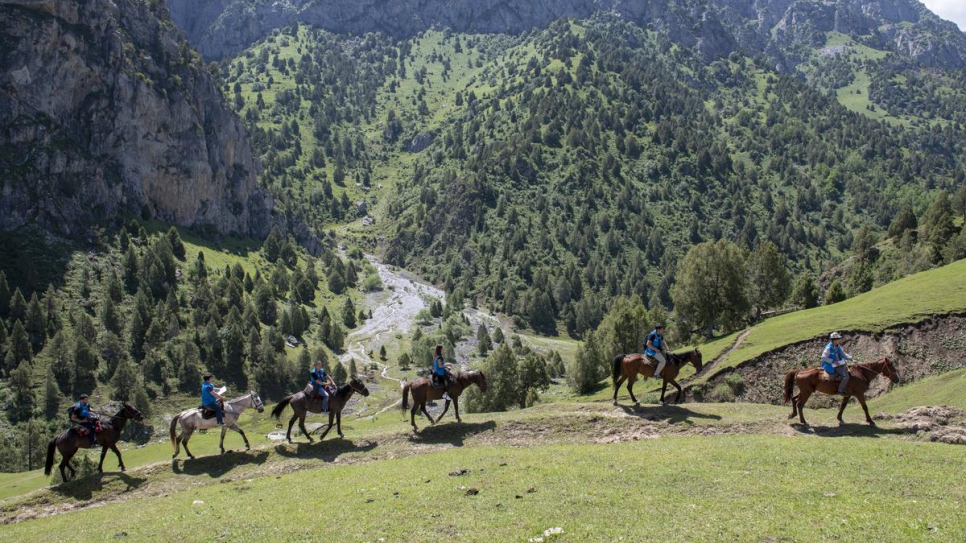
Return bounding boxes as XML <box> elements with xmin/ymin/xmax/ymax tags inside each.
<box><xmin>6</xmin><ymin>320</ymin><xmax>31</xmax><ymax>370</ymax></box>
<box><xmin>0</xmin><ymin>271</ymin><xmax>10</xmax><ymax>320</ymax></box>
<box><xmin>48</xmin><ymin>331</ymin><xmax>73</xmax><ymax>394</ymax></box>
<box><xmin>342</xmin><ymin>298</ymin><xmax>356</xmax><ymax>328</ymax></box>
<box><xmin>492</xmin><ymin>326</ymin><xmax>505</xmax><ymax>344</ymax></box>
<box><xmin>100</xmin><ymin>295</ymin><xmax>121</xmax><ymax>336</ymax></box>
<box><xmin>262</xmin><ymin>226</ymin><xmax>284</xmax><ymax>263</ymax></box>
<box><xmin>518</xmin><ymin>353</ymin><xmax>551</xmax><ymax>408</ymax></box>
<box><xmin>476</xmin><ymin>324</ymin><xmax>492</xmax><ymax>356</ymax></box>
<box><xmin>333</xmin><ymin>361</ymin><xmax>348</xmax><ymax>384</ymax></box>
<box><xmin>44</xmin><ymin>365</ymin><xmax>60</xmax><ymax>419</ymax></box>
<box><xmin>111</xmin><ymin>358</ymin><xmax>139</xmax><ymax>402</ymax></box>
<box><xmin>254</xmin><ymin>281</ymin><xmax>277</xmax><ymax>325</ymax></box>
<box><xmin>824</xmin><ymin>280</ymin><xmax>847</xmax><ymax>305</ymax></box>
<box><xmin>398</xmin><ymin>352</ymin><xmax>412</xmax><ymax>370</ymax></box>
<box><xmin>327</xmin><ymin>266</ymin><xmax>346</xmax><ymax>295</ymax></box>
<box><xmin>567</xmin><ymin>329</ymin><xmax>605</xmax><ymax>394</ymax></box>
<box><xmin>73</xmin><ymin>336</ymin><xmax>99</xmax><ymax>395</ymax></box>
<box><xmin>747</xmin><ymin>241</ymin><xmax>791</xmax><ymax>313</ymax></box>
<box><xmin>790</xmin><ymin>274</ymin><xmax>819</xmax><ymax>309</ymax></box>
<box><xmin>123</xmin><ymin>245</ymin><xmax>139</xmax><ymax>294</ymax></box>
<box><xmin>671</xmin><ymin>240</ymin><xmax>749</xmax><ymax>338</ymax></box>
<box><xmin>25</xmin><ymin>292</ymin><xmax>46</xmax><ymax>351</ymax></box>
<box><xmin>348</xmin><ymin>358</ymin><xmax>358</xmax><ymax>377</ymax></box>
<box><xmin>167</xmin><ymin>226</ymin><xmax>186</xmax><ymax>261</ymax></box>
<box><xmin>379</xmin><ymin>345</ymin><xmax>387</xmax><ymax>360</ymax></box>
<box><xmin>9</xmin><ymin>288</ymin><xmax>27</xmax><ymax>324</ymax></box>
<box><xmin>128</xmin><ymin>309</ymin><xmax>147</xmax><ymax>362</ymax></box>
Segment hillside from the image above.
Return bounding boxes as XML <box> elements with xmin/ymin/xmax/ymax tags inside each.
<box><xmin>213</xmin><ymin>13</ymin><xmax>966</xmax><ymax>335</ymax></box>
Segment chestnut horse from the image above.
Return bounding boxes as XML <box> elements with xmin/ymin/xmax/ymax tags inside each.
<box><xmin>612</xmin><ymin>349</ymin><xmax>703</xmax><ymax>405</ymax></box>
<box><xmin>45</xmin><ymin>404</ymin><xmax>143</xmax><ymax>482</ymax></box>
<box><xmin>401</xmin><ymin>370</ymin><xmax>487</xmax><ymax>432</ymax></box>
<box><xmin>784</xmin><ymin>357</ymin><xmax>900</xmax><ymax>426</ymax></box>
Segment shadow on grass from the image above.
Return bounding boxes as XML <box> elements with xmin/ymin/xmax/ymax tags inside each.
<box><xmin>49</xmin><ymin>472</ymin><xmax>147</xmax><ymax>501</ymax></box>
<box><xmin>272</xmin><ymin>438</ymin><xmax>377</xmax><ymax>461</ymax></box>
<box><xmin>407</xmin><ymin>420</ymin><xmax>497</xmax><ymax>446</ymax></box>
<box><xmin>789</xmin><ymin>422</ymin><xmax>912</xmax><ymax>438</ymax></box>
<box><xmin>171</xmin><ymin>450</ymin><xmax>270</xmax><ymax>477</ymax></box>
<box><xmin>616</xmin><ymin>403</ymin><xmax>723</xmax><ymax>424</ymax></box>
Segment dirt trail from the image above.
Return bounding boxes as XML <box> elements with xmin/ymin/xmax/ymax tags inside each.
<box><xmin>691</xmin><ymin>329</ymin><xmax>753</xmax><ymax>381</ymax></box>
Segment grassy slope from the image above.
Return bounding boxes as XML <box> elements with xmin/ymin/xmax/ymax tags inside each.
<box><xmin>869</xmin><ymin>368</ymin><xmax>966</xmax><ymax>413</ymax></box>
<box><xmin>693</xmin><ymin>258</ymin><xmax>966</xmax><ymax>384</ymax></box>
<box><xmin>1</xmin><ymin>402</ymin><xmax>964</xmax><ymax>542</ymax></box>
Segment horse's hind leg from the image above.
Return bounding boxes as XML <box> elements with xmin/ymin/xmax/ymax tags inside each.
<box><xmin>613</xmin><ymin>376</ymin><xmax>627</xmax><ymax>404</ymax></box>
<box><xmin>836</xmin><ymin>396</ymin><xmax>851</xmax><ymax>425</ymax></box>
<box><xmin>181</xmin><ymin>429</ymin><xmax>196</xmax><ymax>459</ymax></box>
<box><xmin>671</xmin><ymin>380</ymin><xmax>683</xmax><ymax>404</ymax></box>
<box><xmin>796</xmin><ymin>390</ymin><xmax>812</xmax><ymax>426</ymax></box>
<box><xmin>453</xmin><ymin>397</ymin><xmax>462</xmax><ymax>423</ymax></box>
<box><xmin>410</xmin><ymin>406</ymin><xmax>420</xmax><ymax>432</ymax></box>
<box><xmin>855</xmin><ymin>393</ymin><xmax>875</xmax><ymax>426</ymax></box>
<box><xmin>788</xmin><ymin>394</ymin><xmax>799</xmax><ymax>420</ymax></box>
<box><xmin>627</xmin><ymin>378</ymin><xmax>638</xmax><ymax>404</ymax></box>
<box><xmin>659</xmin><ymin>380</ymin><xmax>669</xmax><ymax>404</ymax></box>
<box><xmin>286</xmin><ymin>414</ymin><xmax>299</xmax><ymax>443</ymax></box>
<box><xmin>420</xmin><ymin>402</ymin><xmax>434</xmax><ymax>425</ymax></box>
<box><xmin>99</xmin><ymin>445</ymin><xmax>109</xmax><ymax>473</ymax></box>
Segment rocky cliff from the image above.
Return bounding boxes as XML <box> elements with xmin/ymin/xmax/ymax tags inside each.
<box><xmin>167</xmin><ymin>0</ymin><xmax>966</xmax><ymax>68</ymax></box>
<box><xmin>0</xmin><ymin>0</ymin><xmax>272</xmax><ymax>237</ymax></box>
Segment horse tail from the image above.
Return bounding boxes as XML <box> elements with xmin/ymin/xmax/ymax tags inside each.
<box><xmin>44</xmin><ymin>437</ymin><xmax>57</xmax><ymax>476</ymax></box>
<box><xmin>612</xmin><ymin>354</ymin><xmax>624</xmax><ymax>384</ymax></box>
<box><xmin>783</xmin><ymin>370</ymin><xmax>798</xmax><ymax>404</ymax></box>
<box><xmin>270</xmin><ymin>396</ymin><xmax>293</xmax><ymax>422</ymax></box>
<box><xmin>401</xmin><ymin>382</ymin><xmax>411</xmax><ymax>411</ymax></box>
<box><xmin>169</xmin><ymin>413</ymin><xmax>181</xmax><ymax>452</ymax></box>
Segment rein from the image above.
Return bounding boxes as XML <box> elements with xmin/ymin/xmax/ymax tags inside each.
<box><xmin>855</xmin><ymin>359</ymin><xmax>892</xmax><ymax>381</ymax></box>
<box><xmin>225</xmin><ymin>392</ymin><xmax>260</xmax><ymax>414</ymax></box>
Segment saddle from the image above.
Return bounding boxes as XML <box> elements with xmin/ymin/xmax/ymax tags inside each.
<box><xmin>198</xmin><ymin>401</ymin><xmax>224</xmax><ymax>420</ymax></box>
<box><xmin>74</xmin><ymin>421</ymin><xmax>102</xmax><ymax>436</ymax></box>
<box><xmin>303</xmin><ymin>383</ymin><xmax>334</xmax><ymax>400</ymax></box>
<box><xmin>431</xmin><ymin>373</ymin><xmax>452</xmax><ymax>390</ymax></box>
<box><xmin>820</xmin><ymin>369</ymin><xmax>843</xmax><ymax>382</ymax></box>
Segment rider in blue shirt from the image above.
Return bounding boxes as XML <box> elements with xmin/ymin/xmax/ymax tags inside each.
<box><xmin>644</xmin><ymin>325</ymin><xmax>670</xmax><ymax>380</ymax></box>
<box><xmin>432</xmin><ymin>344</ymin><xmax>453</xmax><ymax>401</ymax></box>
<box><xmin>310</xmin><ymin>360</ymin><xmax>335</xmax><ymax>412</ymax></box>
<box><xmin>821</xmin><ymin>332</ymin><xmax>853</xmax><ymax>394</ymax></box>
<box><xmin>201</xmin><ymin>374</ymin><xmax>224</xmax><ymax>425</ymax></box>
<box><xmin>71</xmin><ymin>393</ymin><xmax>97</xmax><ymax>445</ymax></box>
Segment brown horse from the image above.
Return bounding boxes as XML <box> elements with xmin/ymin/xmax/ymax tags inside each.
<box><xmin>612</xmin><ymin>349</ymin><xmax>703</xmax><ymax>405</ymax></box>
<box><xmin>269</xmin><ymin>377</ymin><xmax>370</xmax><ymax>443</ymax></box>
<box><xmin>784</xmin><ymin>357</ymin><xmax>900</xmax><ymax>427</ymax></box>
<box><xmin>401</xmin><ymin>370</ymin><xmax>487</xmax><ymax>432</ymax></box>
<box><xmin>44</xmin><ymin>404</ymin><xmax>143</xmax><ymax>482</ymax></box>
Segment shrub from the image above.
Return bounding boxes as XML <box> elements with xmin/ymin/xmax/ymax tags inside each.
<box><xmin>708</xmin><ymin>383</ymin><xmax>736</xmax><ymax>402</ymax></box>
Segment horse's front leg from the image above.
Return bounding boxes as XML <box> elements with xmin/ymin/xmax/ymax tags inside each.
<box><xmin>230</xmin><ymin>423</ymin><xmax>251</xmax><ymax>450</ymax></box>
<box><xmin>219</xmin><ymin>425</ymin><xmax>228</xmax><ymax>454</ymax></box>
<box><xmin>855</xmin><ymin>393</ymin><xmax>875</xmax><ymax>426</ymax></box>
<box><xmin>318</xmin><ymin>411</ymin><xmax>335</xmax><ymax>440</ymax></box>
<box><xmin>672</xmin><ymin>380</ymin><xmax>683</xmax><ymax>404</ymax></box>
<box><xmin>659</xmin><ymin>380</ymin><xmax>668</xmax><ymax>404</ymax></box>
<box><xmin>435</xmin><ymin>399</ymin><xmax>451</xmax><ymax>424</ymax></box>
<box><xmin>99</xmin><ymin>445</ymin><xmax>109</xmax><ymax>473</ymax></box>
<box><xmin>336</xmin><ymin>413</ymin><xmax>344</xmax><ymax>438</ymax></box>
<box><xmin>110</xmin><ymin>443</ymin><xmax>125</xmax><ymax>471</ymax></box>
<box><xmin>453</xmin><ymin>397</ymin><xmax>462</xmax><ymax>423</ymax></box>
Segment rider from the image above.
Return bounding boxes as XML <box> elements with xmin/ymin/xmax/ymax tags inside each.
<box><xmin>432</xmin><ymin>344</ymin><xmax>453</xmax><ymax>401</ymax></box>
<box><xmin>645</xmin><ymin>324</ymin><xmax>670</xmax><ymax>380</ymax></box>
<box><xmin>821</xmin><ymin>332</ymin><xmax>853</xmax><ymax>395</ymax></box>
<box><xmin>310</xmin><ymin>359</ymin><xmax>335</xmax><ymax>412</ymax></box>
<box><xmin>71</xmin><ymin>393</ymin><xmax>97</xmax><ymax>445</ymax></box>
<box><xmin>201</xmin><ymin>374</ymin><xmax>225</xmax><ymax>426</ymax></box>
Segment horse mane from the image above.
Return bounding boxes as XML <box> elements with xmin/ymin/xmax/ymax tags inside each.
<box><xmin>226</xmin><ymin>391</ymin><xmax>255</xmax><ymax>405</ymax></box>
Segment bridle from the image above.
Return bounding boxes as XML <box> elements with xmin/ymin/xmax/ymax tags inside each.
<box><xmin>859</xmin><ymin>358</ymin><xmax>897</xmax><ymax>382</ymax></box>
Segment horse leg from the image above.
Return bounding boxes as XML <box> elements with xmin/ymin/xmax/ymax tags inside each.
<box><xmin>219</xmin><ymin>425</ymin><xmax>228</xmax><ymax>454</ymax></box>
<box><xmin>796</xmin><ymin>390</ymin><xmax>812</xmax><ymax>426</ymax></box>
<box><xmin>659</xmin><ymin>380</ymin><xmax>669</xmax><ymax>404</ymax></box>
<box><xmin>230</xmin><ymin>423</ymin><xmax>251</xmax><ymax>450</ymax></box>
<box><xmin>318</xmin><ymin>412</ymin><xmax>335</xmax><ymax>440</ymax></box>
<box><xmin>287</xmin><ymin>414</ymin><xmax>299</xmax><ymax>443</ymax></box>
<box><xmin>435</xmin><ymin>399</ymin><xmax>451</xmax><ymax>424</ymax></box>
<box><xmin>627</xmin><ymin>378</ymin><xmax>638</xmax><ymax>404</ymax></box>
<box><xmin>855</xmin><ymin>393</ymin><xmax>875</xmax><ymax>426</ymax></box>
<box><xmin>99</xmin><ymin>445</ymin><xmax>109</xmax><ymax>473</ymax></box>
<box><xmin>613</xmin><ymin>376</ymin><xmax>627</xmax><ymax>404</ymax></box>
<box><xmin>420</xmin><ymin>401</ymin><xmax>435</xmax><ymax>426</ymax></box>
<box><xmin>672</xmin><ymin>380</ymin><xmax>683</xmax><ymax>404</ymax></box>
<box><xmin>336</xmin><ymin>413</ymin><xmax>344</xmax><ymax>439</ymax></box>
<box><xmin>836</xmin><ymin>396</ymin><xmax>851</xmax><ymax>425</ymax></box>
<box><xmin>59</xmin><ymin>453</ymin><xmax>71</xmax><ymax>482</ymax></box>
<box><xmin>181</xmin><ymin>428</ymin><xmax>196</xmax><ymax>459</ymax></box>
<box><xmin>788</xmin><ymin>394</ymin><xmax>799</xmax><ymax>420</ymax></box>
<box><xmin>110</xmin><ymin>443</ymin><xmax>125</xmax><ymax>471</ymax></box>
<box><xmin>453</xmin><ymin>397</ymin><xmax>462</xmax><ymax>423</ymax></box>
<box><xmin>410</xmin><ymin>404</ymin><xmax>420</xmax><ymax>433</ymax></box>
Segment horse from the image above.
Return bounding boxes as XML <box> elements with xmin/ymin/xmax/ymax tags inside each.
<box><xmin>44</xmin><ymin>404</ymin><xmax>143</xmax><ymax>482</ymax></box>
<box><xmin>784</xmin><ymin>357</ymin><xmax>900</xmax><ymax>427</ymax></box>
<box><xmin>401</xmin><ymin>370</ymin><xmax>487</xmax><ymax>432</ymax></box>
<box><xmin>170</xmin><ymin>390</ymin><xmax>264</xmax><ymax>459</ymax></box>
<box><xmin>612</xmin><ymin>349</ymin><xmax>703</xmax><ymax>405</ymax></box>
<box><xmin>269</xmin><ymin>377</ymin><xmax>370</xmax><ymax>443</ymax></box>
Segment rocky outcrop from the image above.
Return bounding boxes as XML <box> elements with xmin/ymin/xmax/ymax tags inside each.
<box><xmin>166</xmin><ymin>0</ymin><xmax>966</xmax><ymax>70</ymax></box>
<box><xmin>0</xmin><ymin>0</ymin><xmax>272</xmax><ymax>237</ymax></box>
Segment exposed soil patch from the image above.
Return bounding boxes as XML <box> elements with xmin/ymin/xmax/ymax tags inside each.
<box><xmin>881</xmin><ymin>406</ymin><xmax>966</xmax><ymax>445</ymax></box>
<box><xmin>695</xmin><ymin>315</ymin><xmax>966</xmax><ymax>406</ymax></box>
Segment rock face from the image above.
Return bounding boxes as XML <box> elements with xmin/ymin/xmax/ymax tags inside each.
<box><xmin>167</xmin><ymin>0</ymin><xmax>966</xmax><ymax>69</ymax></box>
<box><xmin>0</xmin><ymin>0</ymin><xmax>272</xmax><ymax>237</ymax></box>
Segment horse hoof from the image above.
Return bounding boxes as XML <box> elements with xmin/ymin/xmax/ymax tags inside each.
<box><xmin>868</xmin><ymin>421</ymin><xmax>877</xmax><ymax>427</ymax></box>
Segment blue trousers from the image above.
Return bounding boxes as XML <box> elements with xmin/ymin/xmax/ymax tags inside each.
<box><xmin>202</xmin><ymin>402</ymin><xmax>223</xmax><ymax>424</ymax></box>
<box><xmin>314</xmin><ymin>386</ymin><xmax>329</xmax><ymax>412</ymax></box>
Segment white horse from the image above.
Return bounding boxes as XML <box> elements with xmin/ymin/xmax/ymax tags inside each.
<box><xmin>169</xmin><ymin>391</ymin><xmax>264</xmax><ymax>459</ymax></box>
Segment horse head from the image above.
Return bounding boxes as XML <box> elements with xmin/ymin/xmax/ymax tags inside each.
<box><xmin>349</xmin><ymin>377</ymin><xmax>370</xmax><ymax>397</ymax></box>
<box><xmin>880</xmin><ymin>357</ymin><xmax>900</xmax><ymax>384</ymax></box>
<box><xmin>475</xmin><ymin>370</ymin><xmax>488</xmax><ymax>392</ymax></box>
<box><xmin>251</xmin><ymin>391</ymin><xmax>265</xmax><ymax>413</ymax></box>
<box><xmin>121</xmin><ymin>403</ymin><xmax>144</xmax><ymax>421</ymax></box>
<box><xmin>690</xmin><ymin>348</ymin><xmax>703</xmax><ymax>372</ymax></box>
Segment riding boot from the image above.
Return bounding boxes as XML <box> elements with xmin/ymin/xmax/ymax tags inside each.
<box><xmin>321</xmin><ymin>398</ymin><xmax>329</xmax><ymax>413</ymax></box>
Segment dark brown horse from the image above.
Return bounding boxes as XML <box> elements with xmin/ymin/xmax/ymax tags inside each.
<box><xmin>401</xmin><ymin>370</ymin><xmax>487</xmax><ymax>432</ymax></box>
<box><xmin>784</xmin><ymin>357</ymin><xmax>900</xmax><ymax>426</ymax></box>
<box><xmin>44</xmin><ymin>404</ymin><xmax>143</xmax><ymax>482</ymax></box>
<box><xmin>612</xmin><ymin>349</ymin><xmax>703</xmax><ymax>405</ymax></box>
<box><xmin>270</xmin><ymin>377</ymin><xmax>370</xmax><ymax>443</ymax></box>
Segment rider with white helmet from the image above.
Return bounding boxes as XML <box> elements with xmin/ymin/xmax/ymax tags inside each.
<box><xmin>821</xmin><ymin>332</ymin><xmax>853</xmax><ymax>394</ymax></box>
